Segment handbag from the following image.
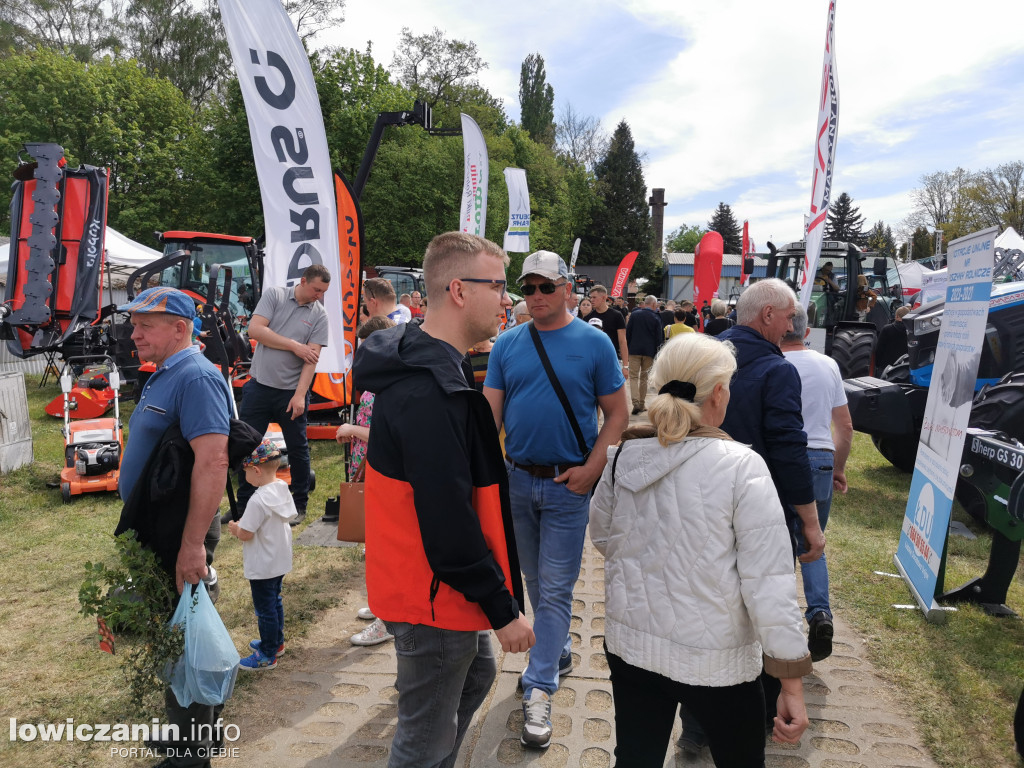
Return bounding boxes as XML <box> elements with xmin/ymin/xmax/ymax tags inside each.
<box><xmin>336</xmin><ymin>459</ymin><xmax>367</xmax><ymax>542</ymax></box>
<box><xmin>166</xmin><ymin>581</ymin><xmax>240</xmax><ymax>707</ymax></box>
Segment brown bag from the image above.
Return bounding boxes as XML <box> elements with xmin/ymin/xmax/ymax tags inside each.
<box><xmin>336</xmin><ymin>461</ymin><xmax>366</xmax><ymax>543</ymax></box>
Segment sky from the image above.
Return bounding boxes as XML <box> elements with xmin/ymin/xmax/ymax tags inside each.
<box><xmin>321</xmin><ymin>0</ymin><xmax>1024</xmax><ymax>252</ymax></box>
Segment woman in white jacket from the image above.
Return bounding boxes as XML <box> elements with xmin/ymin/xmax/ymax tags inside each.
<box><xmin>590</xmin><ymin>333</ymin><xmax>810</xmax><ymax>767</ymax></box>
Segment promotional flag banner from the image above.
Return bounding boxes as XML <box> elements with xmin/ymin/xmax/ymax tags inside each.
<box><xmin>460</xmin><ymin>113</ymin><xmax>488</xmax><ymax>237</ymax></box>
<box><xmin>693</xmin><ymin>231</ymin><xmax>724</xmax><ymax>328</ymax></box>
<box><xmin>218</xmin><ymin>0</ymin><xmax>343</xmax><ymax>373</ymax></box>
<box><xmin>569</xmin><ymin>238</ymin><xmax>581</xmax><ymax>274</ymax></box>
<box><xmin>741</xmin><ymin>220</ymin><xmax>755</xmax><ymax>287</ymax></box>
<box><xmin>894</xmin><ymin>227</ymin><xmax>997</xmax><ymax>621</ymax></box>
<box><xmin>611</xmin><ymin>251</ymin><xmax>639</xmax><ymax>298</ymax></box>
<box><xmin>312</xmin><ymin>171</ymin><xmax>363</xmax><ymax>405</ymax></box>
<box><xmin>503</xmin><ymin>168</ymin><xmax>530</xmax><ymax>252</ymax></box>
<box><xmin>800</xmin><ymin>0</ymin><xmax>840</xmax><ymax>309</ymax></box>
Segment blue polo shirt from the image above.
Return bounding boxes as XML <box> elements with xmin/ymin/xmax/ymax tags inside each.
<box><xmin>119</xmin><ymin>345</ymin><xmax>234</xmax><ymax>502</ymax></box>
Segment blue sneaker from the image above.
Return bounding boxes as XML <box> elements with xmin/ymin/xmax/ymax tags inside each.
<box><xmin>558</xmin><ymin>649</ymin><xmax>574</xmax><ymax>677</ymax></box>
<box><xmin>239</xmin><ymin>649</ymin><xmax>277</xmax><ymax>670</ymax></box>
<box><xmin>248</xmin><ymin>639</ymin><xmax>285</xmax><ymax>657</ymax></box>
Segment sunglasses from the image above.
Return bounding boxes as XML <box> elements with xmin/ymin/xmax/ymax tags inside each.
<box><xmin>521</xmin><ymin>281</ymin><xmax>566</xmax><ymax>296</ymax></box>
<box><xmin>446</xmin><ymin>278</ymin><xmax>508</xmax><ymax>294</ymax></box>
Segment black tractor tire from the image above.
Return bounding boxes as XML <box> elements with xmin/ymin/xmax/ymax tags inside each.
<box><xmin>955</xmin><ymin>372</ymin><xmax>1024</xmax><ymax>523</ymax></box>
<box><xmin>880</xmin><ymin>354</ymin><xmax>910</xmax><ymax>384</ymax></box>
<box><xmin>831</xmin><ymin>326</ymin><xmax>875</xmax><ymax>379</ymax></box>
<box><xmin>870</xmin><ymin>355</ymin><xmax>918</xmax><ymax>473</ymax></box>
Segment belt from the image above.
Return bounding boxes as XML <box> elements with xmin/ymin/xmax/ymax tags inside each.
<box><xmin>507</xmin><ymin>458</ymin><xmax>584</xmax><ymax>478</ymax></box>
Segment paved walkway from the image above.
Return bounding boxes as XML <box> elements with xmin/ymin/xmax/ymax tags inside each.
<box><xmin>226</xmin><ymin>533</ymin><xmax>939</xmax><ymax>768</ymax></box>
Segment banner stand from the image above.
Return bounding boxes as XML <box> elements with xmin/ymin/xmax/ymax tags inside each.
<box><xmin>893</xmin><ymin>554</ymin><xmax>951</xmax><ymax>624</ymax></box>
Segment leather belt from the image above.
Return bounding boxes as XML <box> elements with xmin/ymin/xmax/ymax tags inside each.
<box><xmin>507</xmin><ymin>457</ymin><xmax>584</xmax><ymax>478</ymax></box>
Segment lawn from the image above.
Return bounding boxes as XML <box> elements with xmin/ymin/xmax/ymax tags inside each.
<box><xmin>1</xmin><ymin>372</ymin><xmax>1023</xmax><ymax>767</ymax></box>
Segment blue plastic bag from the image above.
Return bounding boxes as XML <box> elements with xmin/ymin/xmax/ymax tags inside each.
<box><xmin>166</xmin><ymin>581</ymin><xmax>239</xmax><ymax>707</ymax></box>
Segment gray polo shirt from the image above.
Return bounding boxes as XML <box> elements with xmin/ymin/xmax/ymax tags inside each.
<box><xmin>250</xmin><ymin>285</ymin><xmax>330</xmax><ymax>390</ymax></box>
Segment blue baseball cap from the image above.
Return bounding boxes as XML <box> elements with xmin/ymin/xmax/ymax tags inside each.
<box><xmin>119</xmin><ymin>287</ymin><xmax>197</xmax><ymax>320</ymax></box>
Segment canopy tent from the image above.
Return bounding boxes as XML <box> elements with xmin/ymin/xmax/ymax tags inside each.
<box><xmin>896</xmin><ymin>259</ymin><xmax>935</xmax><ymax>292</ymax></box>
<box><xmin>995</xmin><ymin>226</ymin><xmax>1024</xmax><ymax>251</ymax></box>
<box><xmin>0</xmin><ymin>225</ymin><xmax>162</xmax><ymax>278</ymax></box>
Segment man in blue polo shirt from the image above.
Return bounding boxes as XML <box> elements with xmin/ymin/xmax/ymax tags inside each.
<box><xmin>484</xmin><ymin>250</ymin><xmax>628</xmax><ymax>750</ymax></box>
<box><xmin>117</xmin><ymin>286</ymin><xmax>234</xmax><ymax>768</ymax></box>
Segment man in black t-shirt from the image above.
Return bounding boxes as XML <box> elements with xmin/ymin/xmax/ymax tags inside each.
<box><xmin>582</xmin><ymin>284</ymin><xmax>629</xmax><ymax>379</ymax></box>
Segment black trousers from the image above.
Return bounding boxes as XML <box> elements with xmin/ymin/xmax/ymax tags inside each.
<box><xmin>606</xmin><ymin>649</ymin><xmax>766</xmax><ymax>768</ymax></box>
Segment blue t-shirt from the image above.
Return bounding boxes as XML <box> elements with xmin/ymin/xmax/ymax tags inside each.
<box><xmin>485</xmin><ymin>319</ymin><xmax>624</xmax><ymax>465</ymax></box>
<box><xmin>119</xmin><ymin>345</ymin><xmax>234</xmax><ymax>502</ymax></box>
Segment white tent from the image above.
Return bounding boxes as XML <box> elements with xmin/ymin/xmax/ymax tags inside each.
<box><xmin>896</xmin><ymin>260</ymin><xmax>935</xmax><ymax>292</ymax></box>
<box><xmin>0</xmin><ymin>225</ymin><xmax>162</xmax><ymax>277</ymax></box>
<box><xmin>995</xmin><ymin>226</ymin><xmax>1024</xmax><ymax>251</ymax></box>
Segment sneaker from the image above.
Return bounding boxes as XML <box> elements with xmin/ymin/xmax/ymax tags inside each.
<box><xmin>351</xmin><ymin>617</ymin><xmax>393</xmax><ymax>646</ymax></box>
<box><xmin>289</xmin><ymin>510</ymin><xmax>306</xmax><ymax>527</ymax></box>
<box><xmin>631</xmin><ymin>406</ymin><xmax>641</xmax><ymax>415</ymax></box>
<box><xmin>248</xmin><ymin>639</ymin><xmax>285</xmax><ymax>657</ymax></box>
<box><xmin>357</xmin><ymin>606</ymin><xmax>376</xmax><ymax>620</ymax></box>
<box><xmin>807</xmin><ymin>612</ymin><xmax>834</xmax><ymax>662</ymax></box>
<box><xmin>521</xmin><ymin>688</ymin><xmax>552</xmax><ymax>749</ymax></box>
<box><xmin>239</xmin><ymin>649</ymin><xmax>277</xmax><ymax>670</ymax></box>
<box><xmin>558</xmin><ymin>649</ymin><xmax>573</xmax><ymax>677</ymax></box>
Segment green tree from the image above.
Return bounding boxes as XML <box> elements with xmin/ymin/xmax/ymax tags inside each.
<box><xmin>907</xmin><ymin>226</ymin><xmax>937</xmax><ymax>261</ymax></box>
<box><xmin>907</xmin><ymin>167</ymin><xmax>977</xmax><ymax>242</ymax></box>
<box><xmin>824</xmin><ymin>191</ymin><xmax>866</xmax><ymax>245</ymax></box>
<box><xmin>0</xmin><ymin>49</ymin><xmax>203</xmax><ymax>240</ymax></box>
<box><xmin>665</xmin><ymin>224</ymin><xmax>706</xmax><ymax>253</ymax></box>
<box><xmin>967</xmin><ymin>161</ymin><xmax>1024</xmax><ymax>234</ymax></box>
<box><xmin>706</xmin><ymin>203</ymin><xmax>742</xmax><ymax>254</ymax></box>
<box><xmin>282</xmin><ymin>0</ymin><xmax>346</xmax><ymax>44</ymax></box>
<box><xmin>555</xmin><ymin>102</ymin><xmax>606</xmax><ymax>171</ymax></box>
<box><xmin>583</xmin><ymin>120</ymin><xmax>655</xmax><ymax>281</ymax></box>
<box><xmin>866</xmin><ymin>220</ymin><xmax>897</xmax><ymax>260</ymax></box>
<box><xmin>0</xmin><ymin>0</ymin><xmax>120</xmax><ymax>62</ymax></box>
<box><xmin>519</xmin><ymin>53</ymin><xmax>554</xmax><ymax>149</ymax></box>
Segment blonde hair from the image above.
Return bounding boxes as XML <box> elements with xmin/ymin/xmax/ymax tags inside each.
<box><xmin>647</xmin><ymin>334</ymin><xmax>737</xmax><ymax>446</ymax></box>
<box><xmin>422</xmin><ymin>232</ymin><xmax>508</xmax><ymax>298</ymax></box>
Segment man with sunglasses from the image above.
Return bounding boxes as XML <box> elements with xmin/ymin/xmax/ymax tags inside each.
<box><xmin>484</xmin><ymin>250</ymin><xmax>629</xmax><ymax>750</ymax></box>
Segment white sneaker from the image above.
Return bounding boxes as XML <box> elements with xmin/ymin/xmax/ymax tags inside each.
<box><xmin>351</xmin><ymin>618</ymin><xmax>393</xmax><ymax>646</ymax></box>
<box><xmin>521</xmin><ymin>689</ymin><xmax>552</xmax><ymax>749</ymax></box>
<box><xmin>356</xmin><ymin>606</ymin><xmax>375</xmax><ymax>620</ymax></box>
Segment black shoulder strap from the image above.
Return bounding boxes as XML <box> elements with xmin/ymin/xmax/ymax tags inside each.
<box><xmin>610</xmin><ymin>441</ymin><xmax>626</xmax><ymax>489</ymax></box>
<box><xmin>529</xmin><ymin>322</ymin><xmax>590</xmax><ymax>461</ymax></box>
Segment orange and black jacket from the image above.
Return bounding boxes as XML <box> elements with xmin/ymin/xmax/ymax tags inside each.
<box><xmin>353</xmin><ymin>323</ymin><xmax>524</xmax><ymax>631</ymax></box>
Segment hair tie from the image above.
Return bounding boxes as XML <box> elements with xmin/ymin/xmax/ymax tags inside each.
<box><xmin>658</xmin><ymin>380</ymin><xmax>696</xmax><ymax>402</ymax></box>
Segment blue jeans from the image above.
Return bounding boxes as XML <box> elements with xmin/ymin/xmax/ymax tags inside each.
<box><xmin>382</xmin><ymin>623</ymin><xmax>495</xmax><ymax>768</ymax></box>
<box><xmin>237</xmin><ymin>378</ymin><xmax>311</xmax><ymax>512</ymax></box>
<box><xmin>792</xmin><ymin>447</ymin><xmax>835</xmax><ymax>620</ymax></box>
<box><xmin>249</xmin><ymin>575</ymin><xmax>284</xmax><ymax>657</ymax></box>
<box><xmin>506</xmin><ymin>461</ymin><xmax>591</xmax><ymax>696</ymax></box>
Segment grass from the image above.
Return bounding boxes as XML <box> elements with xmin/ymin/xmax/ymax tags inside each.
<box><xmin>0</xmin><ymin>373</ymin><xmax>363</xmax><ymax>768</ymax></box>
<box><xmin>2</xmin><ymin>375</ymin><xmax>1024</xmax><ymax>767</ymax></box>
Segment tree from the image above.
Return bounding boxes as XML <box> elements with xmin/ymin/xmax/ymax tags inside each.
<box><xmin>583</xmin><ymin>120</ymin><xmax>654</xmax><ymax>280</ymax></box>
<box><xmin>906</xmin><ymin>167</ymin><xmax>977</xmax><ymax>242</ymax></box>
<box><xmin>0</xmin><ymin>0</ymin><xmax>121</xmax><ymax>62</ymax></box>
<box><xmin>706</xmin><ymin>203</ymin><xmax>742</xmax><ymax>254</ymax></box>
<box><xmin>824</xmin><ymin>192</ymin><xmax>866</xmax><ymax>245</ymax></box>
<box><xmin>665</xmin><ymin>224</ymin><xmax>706</xmax><ymax>253</ymax></box>
<box><xmin>967</xmin><ymin>161</ymin><xmax>1024</xmax><ymax>234</ymax></box>
<box><xmin>519</xmin><ymin>53</ymin><xmax>554</xmax><ymax>148</ymax></box>
<box><xmin>555</xmin><ymin>102</ymin><xmax>607</xmax><ymax>171</ymax></box>
<box><xmin>865</xmin><ymin>221</ymin><xmax>897</xmax><ymax>260</ymax></box>
<box><xmin>282</xmin><ymin>0</ymin><xmax>345</xmax><ymax>44</ymax></box>
<box><xmin>906</xmin><ymin>226</ymin><xmax>937</xmax><ymax>261</ymax></box>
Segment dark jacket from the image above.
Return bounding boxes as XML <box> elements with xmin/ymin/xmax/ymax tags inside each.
<box><xmin>115</xmin><ymin>420</ymin><xmax>261</xmax><ymax>576</ymax></box>
<box><xmin>626</xmin><ymin>307</ymin><xmax>663</xmax><ymax>357</ymax></box>
<box><xmin>704</xmin><ymin>317</ymin><xmax>734</xmax><ymax>337</ymax></box>
<box><xmin>718</xmin><ymin>325</ymin><xmax>814</xmax><ymax>510</ymax></box>
<box><xmin>875</xmin><ymin>320</ymin><xmax>908</xmax><ymax>372</ymax></box>
<box><xmin>353</xmin><ymin>322</ymin><xmax>524</xmax><ymax>631</ymax></box>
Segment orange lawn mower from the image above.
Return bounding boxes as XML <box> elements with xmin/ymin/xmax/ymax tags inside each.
<box><xmin>57</xmin><ymin>355</ymin><xmax>123</xmax><ymax>503</ymax></box>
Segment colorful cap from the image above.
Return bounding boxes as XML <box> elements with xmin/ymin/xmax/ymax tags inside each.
<box><xmin>242</xmin><ymin>439</ymin><xmax>282</xmax><ymax>468</ymax></box>
<box><xmin>118</xmin><ymin>287</ymin><xmax>197</xmax><ymax>320</ymax></box>
<box><xmin>519</xmin><ymin>250</ymin><xmax>569</xmax><ymax>282</ymax></box>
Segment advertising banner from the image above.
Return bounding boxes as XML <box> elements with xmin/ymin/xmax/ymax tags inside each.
<box><xmin>800</xmin><ymin>0</ymin><xmax>840</xmax><ymax>309</ymax></box>
<box><xmin>611</xmin><ymin>251</ymin><xmax>639</xmax><ymax>298</ymax></box>
<box><xmin>460</xmin><ymin>113</ymin><xmax>488</xmax><ymax>237</ymax></box>
<box><xmin>894</xmin><ymin>226</ymin><xmax>998</xmax><ymax>620</ymax></box>
<box><xmin>218</xmin><ymin>0</ymin><xmax>343</xmax><ymax>373</ymax></box>
<box><xmin>693</xmin><ymin>231</ymin><xmax>724</xmax><ymax>328</ymax></box>
<box><xmin>569</xmin><ymin>238</ymin><xmax>581</xmax><ymax>274</ymax></box>
<box><xmin>503</xmin><ymin>167</ymin><xmax>530</xmax><ymax>252</ymax></box>
<box><xmin>312</xmin><ymin>172</ymin><xmax>362</xmax><ymax>406</ymax></box>
<box><xmin>741</xmin><ymin>220</ymin><xmax>755</xmax><ymax>287</ymax></box>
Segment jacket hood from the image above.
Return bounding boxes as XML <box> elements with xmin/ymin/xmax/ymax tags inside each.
<box><xmin>611</xmin><ymin>428</ymin><xmax>731</xmax><ymax>493</ymax></box>
<box><xmin>353</xmin><ymin>323</ymin><xmax>470</xmax><ymax>396</ymax></box>
<box><xmin>719</xmin><ymin>324</ymin><xmax>783</xmax><ymax>370</ymax></box>
<box><xmin>263</xmin><ymin>480</ymin><xmax>297</xmax><ymax>520</ymax></box>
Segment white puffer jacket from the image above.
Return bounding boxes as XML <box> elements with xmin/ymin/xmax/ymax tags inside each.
<box><xmin>590</xmin><ymin>432</ymin><xmax>809</xmax><ymax>687</ymax></box>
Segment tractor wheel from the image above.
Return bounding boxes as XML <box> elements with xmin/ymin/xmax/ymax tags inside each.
<box><xmin>831</xmin><ymin>326</ymin><xmax>875</xmax><ymax>379</ymax></box>
<box><xmin>308</xmin><ymin>469</ymin><xmax>317</xmax><ymax>494</ymax></box>
<box><xmin>880</xmin><ymin>354</ymin><xmax>910</xmax><ymax>384</ymax></box>
<box><xmin>62</xmin><ymin>483</ymin><xmax>71</xmax><ymax>504</ymax></box>
<box><xmin>955</xmin><ymin>372</ymin><xmax>1024</xmax><ymax>523</ymax></box>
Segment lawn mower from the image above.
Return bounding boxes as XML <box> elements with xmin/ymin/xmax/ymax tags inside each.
<box><xmin>58</xmin><ymin>355</ymin><xmax>123</xmax><ymax>503</ymax></box>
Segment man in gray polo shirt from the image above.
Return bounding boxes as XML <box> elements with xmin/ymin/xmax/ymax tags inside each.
<box><xmin>236</xmin><ymin>264</ymin><xmax>331</xmax><ymax>526</ymax></box>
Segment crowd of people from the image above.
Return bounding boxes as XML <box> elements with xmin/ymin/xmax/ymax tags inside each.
<box><xmin>115</xmin><ymin>236</ymin><xmax>850</xmax><ymax>768</ymax></box>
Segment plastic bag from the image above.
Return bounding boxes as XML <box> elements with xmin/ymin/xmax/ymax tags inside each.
<box><xmin>166</xmin><ymin>581</ymin><xmax>240</xmax><ymax>707</ymax></box>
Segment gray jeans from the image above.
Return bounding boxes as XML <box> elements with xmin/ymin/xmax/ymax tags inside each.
<box><xmin>383</xmin><ymin>622</ymin><xmax>495</xmax><ymax>768</ymax></box>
